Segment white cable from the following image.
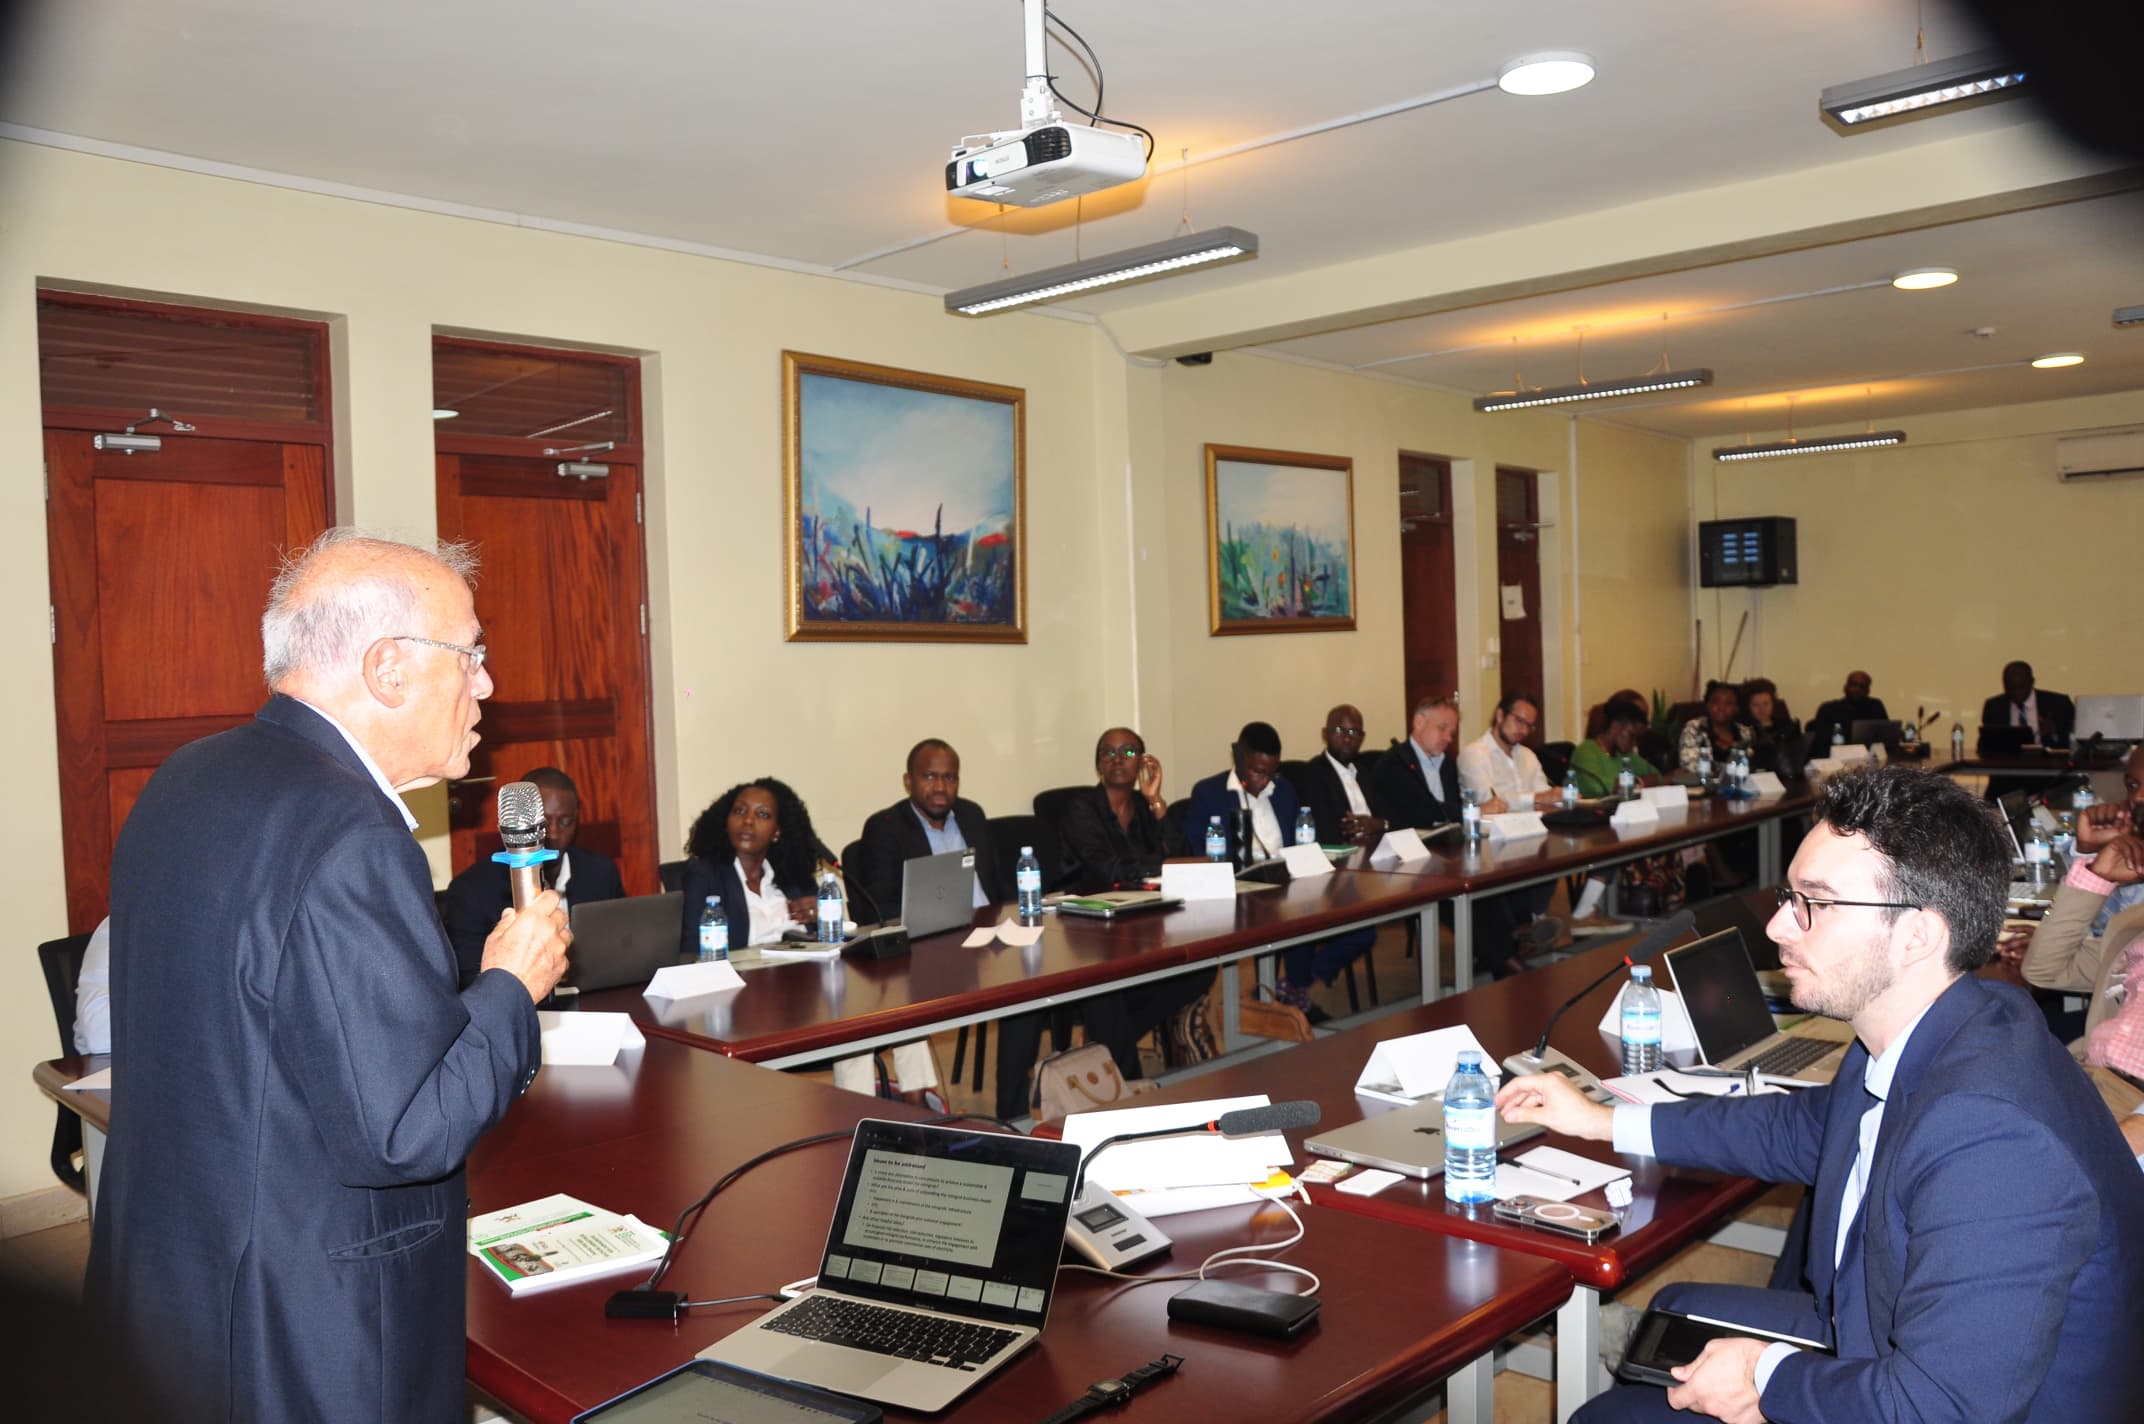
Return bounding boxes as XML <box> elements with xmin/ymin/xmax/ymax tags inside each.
<box><xmin>1056</xmin><ymin>1187</ymin><xmax>1321</xmax><ymax>1295</ymax></box>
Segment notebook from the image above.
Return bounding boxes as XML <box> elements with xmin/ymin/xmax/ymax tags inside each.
<box><xmin>567</xmin><ymin>892</ymin><xmax>686</xmax><ymax>991</ymax></box>
<box><xmin>1053</xmin><ymin>890</ymin><xmax>1181</xmax><ymax>919</ymax></box>
<box><xmin>1304</xmin><ymin>1098</ymin><xmax>1543</xmax><ymax>1179</ymax></box>
<box><xmin>703</xmin><ymin>1119</ymin><xmax>1080</xmax><ymax>1413</ymax></box>
<box><xmin>1661</xmin><ymin>929</ymin><xmax>1846</xmax><ymax>1082</ymax></box>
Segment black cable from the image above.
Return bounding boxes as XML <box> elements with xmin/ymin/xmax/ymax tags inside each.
<box><xmin>1042</xmin><ymin>6</ymin><xmax>1157</xmax><ymax>162</ymax></box>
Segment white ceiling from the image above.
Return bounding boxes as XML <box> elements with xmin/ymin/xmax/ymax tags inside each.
<box><xmin>5</xmin><ymin>0</ymin><xmax>2138</xmax><ymax>435</ymax></box>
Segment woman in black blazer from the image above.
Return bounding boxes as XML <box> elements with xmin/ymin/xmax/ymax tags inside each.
<box><xmin>676</xmin><ymin>777</ymin><xmax>831</xmax><ymax>958</ymax></box>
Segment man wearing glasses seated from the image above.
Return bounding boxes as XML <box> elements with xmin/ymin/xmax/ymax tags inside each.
<box><xmin>1499</xmin><ymin>765</ymin><xmax>2144</xmax><ymax>1423</ymax></box>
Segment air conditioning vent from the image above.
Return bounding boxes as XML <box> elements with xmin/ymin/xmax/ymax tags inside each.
<box><xmin>2056</xmin><ymin>426</ymin><xmax>2144</xmax><ymax>482</ymax></box>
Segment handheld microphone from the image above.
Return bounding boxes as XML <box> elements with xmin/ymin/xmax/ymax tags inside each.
<box><xmin>496</xmin><ymin>781</ymin><xmax>548</xmax><ymax>911</ymax></box>
<box><xmin>1504</xmin><ymin>909</ymin><xmax>1696</xmax><ymax>1077</ymax></box>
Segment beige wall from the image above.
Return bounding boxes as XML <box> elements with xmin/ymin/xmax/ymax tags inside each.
<box><xmin>0</xmin><ymin>140</ymin><xmax>1694</xmax><ymax>1202</ymax></box>
<box><xmin>1698</xmin><ymin>389</ymin><xmax>2144</xmax><ymax>737</ymax></box>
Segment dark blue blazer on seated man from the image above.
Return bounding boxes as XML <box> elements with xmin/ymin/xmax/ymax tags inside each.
<box><xmin>1185</xmin><ymin>768</ymin><xmax>1303</xmax><ymax>863</ymax></box>
<box><xmin>441</xmin><ymin>842</ymin><xmax>625</xmax><ymax>985</ymax></box>
<box><xmin>87</xmin><ymin>695</ymin><xmax>540</xmax><ymax>1422</ymax></box>
<box><xmin>1631</xmin><ymin>974</ymin><xmax>2144</xmax><ymax>1421</ymax></box>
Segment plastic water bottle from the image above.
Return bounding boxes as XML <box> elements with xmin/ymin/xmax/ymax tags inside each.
<box><xmin>2074</xmin><ymin>783</ymin><xmax>2098</xmax><ymax>812</ymax></box>
<box><xmin>1461</xmin><ymin>787</ymin><xmax>1484</xmax><ymax>842</ymax></box>
<box><xmin>1950</xmin><ymin>722</ymin><xmax>1966</xmax><ymax>760</ymax></box>
<box><xmin>1831</xmin><ymin>727</ymin><xmax>1846</xmax><ymax>750</ymax></box>
<box><xmin>1015</xmin><ymin>845</ymin><xmax>1043</xmax><ymax>922</ymax></box>
<box><xmin>1442</xmin><ymin>1050</ymin><xmax>1498</xmax><ymax>1204</ymax></box>
<box><xmin>816</xmin><ymin>869</ymin><xmax>844</xmax><ymax>944</ymax></box>
<box><xmin>2023</xmin><ymin>831</ymin><xmax>2054</xmax><ymax>889</ymax></box>
<box><xmin>1562</xmin><ymin>770</ymin><xmax>1580</xmax><ymax>808</ymax></box>
<box><xmin>1294</xmin><ymin>808</ymin><xmax>1318</xmax><ymax>846</ymax></box>
<box><xmin>698</xmin><ymin>895</ymin><xmax>728</xmax><ymax>962</ymax></box>
<box><xmin>1620</xmin><ymin>965</ymin><xmax>1663</xmax><ymax>1075</ymax></box>
<box><xmin>1696</xmin><ymin>743</ymin><xmax>1714</xmax><ymax>788</ymax></box>
<box><xmin>1205</xmin><ymin>815</ymin><xmax>1227</xmax><ymax>861</ymax></box>
<box><xmin>1616</xmin><ymin>755</ymin><xmax>1637</xmax><ymax>801</ymax></box>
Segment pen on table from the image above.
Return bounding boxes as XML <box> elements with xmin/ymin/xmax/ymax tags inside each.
<box><xmin>1521</xmin><ymin>1163</ymin><xmax>1586</xmax><ymax>1188</ymax></box>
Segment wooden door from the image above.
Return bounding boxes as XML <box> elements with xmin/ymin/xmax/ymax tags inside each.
<box><xmin>1398</xmin><ymin>454</ymin><xmax>1458</xmax><ymax>715</ymax></box>
<box><xmin>435</xmin><ymin>453</ymin><xmax>657</xmax><ymax>893</ymax></box>
<box><xmin>1494</xmin><ymin>466</ymin><xmax>1546</xmax><ymax>745</ymax></box>
<box><xmin>46</xmin><ymin>430</ymin><xmax>329</xmax><ymax>931</ymax></box>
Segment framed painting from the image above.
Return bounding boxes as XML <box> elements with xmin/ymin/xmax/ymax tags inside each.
<box><xmin>1205</xmin><ymin>443</ymin><xmax>1357</xmax><ymax>635</ymax></box>
<box><xmin>784</xmin><ymin>351</ymin><xmax>1026</xmax><ymax>642</ymax></box>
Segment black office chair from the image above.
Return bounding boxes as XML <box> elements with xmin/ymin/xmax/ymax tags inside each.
<box><xmin>1031</xmin><ymin>785</ymin><xmax>1088</xmax><ymax>837</ymax></box>
<box><xmin>657</xmin><ymin>859</ymin><xmax>688</xmax><ymax>893</ymax></box>
<box><xmin>1355</xmin><ymin>746</ymin><xmax>1384</xmax><ymax>779</ymax></box>
<box><xmin>988</xmin><ymin>813</ymin><xmax>1063</xmax><ymax>895</ymax></box>
<box><xmin>1277</xmin><ymin>759</ymin><xmax>1314</xmax><ymax>795</ymax></box>
<box><xmin>37</xmin><ymin>931</ymin><xmax>94</xmax><ymax>1195</ymax></box>
<box><xmin>1538</xmin><ymin>740</ymin><xmax>1575</xmax><ymax>787</ymax></box>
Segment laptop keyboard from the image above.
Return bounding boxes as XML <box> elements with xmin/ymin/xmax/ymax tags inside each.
<box><xmin>1742</xmin><ymin>1035</ymin><xmax>1836</xmax><ymax>1078</ymax></box>
<box><xmin>765</xmin><ymin>1294</ymin><xmax>1019</xmax><ymax>1370</ymax></box>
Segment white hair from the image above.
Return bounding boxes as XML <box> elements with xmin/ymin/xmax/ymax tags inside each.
<box><xmin>261</xmin><ymin>528</ymin><xmax>479</xmax><ymax>689</ymax></box>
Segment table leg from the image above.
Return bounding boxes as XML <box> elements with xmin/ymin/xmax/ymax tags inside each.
<box><xmin>1419</xmin><ymin>901</ymin><xmax>1446</xmax><ymax>1002</ymax></box>
<box><xmin>1555</xmin><ymin>1285</ymin><xmax>1602</xmax><ymax>1423</ymax></box>
<box><xmin>84</xmin><ymin>1122</ymin><xmax>106</xmax><ymax>1218</ymax></box>
<box><xmin>1446</xmin><ymin>1349</ymin><xmax>1494</xmax><ymax>1424</ymax></box>
<box><xmin>1758</xmin><ymin>817</ymin><xmax>1782</xmax><ymax>885</ymax></box>
<box><xmin>1451</xmin><ymin>894</ymin><xmax>1473</xmax><ymax>997</ymax></box>
<box><xmin>1221</xmin><ymin>962</ymin><xmax>1242</xmax><ymax>1045</ymax></box>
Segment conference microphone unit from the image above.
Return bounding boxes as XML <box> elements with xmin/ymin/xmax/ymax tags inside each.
<box><xmin>1503</xmin><ymin>909</ymin><xmax>1695</xmax><ymax>1081</ymax></box>
<box><xmin>496</xmin><ymin>781</ymin><xmax>549</xmax><ymax>911</ymax></box>
<box><xmin>1064</xmin><ymin>1101</ymin><xmax>1323</xmax><ymax>1271</ymax></box>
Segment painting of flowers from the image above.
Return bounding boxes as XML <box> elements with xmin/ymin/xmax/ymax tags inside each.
<box><xmin>1205</xmin><ymin>444</ymin><xmax>1356</xmax><ymax>635</ymax></box>
<box><xmin>784</xmin><ymin>352</ymin><xmax>1025</xmax><ymax>642</ymax></box>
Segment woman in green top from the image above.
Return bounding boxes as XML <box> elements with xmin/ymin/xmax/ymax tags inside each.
<box><xmin>1568</xmin><ymin>698</ymin><xmax>1662</xmax><ymax>797</ymax></box>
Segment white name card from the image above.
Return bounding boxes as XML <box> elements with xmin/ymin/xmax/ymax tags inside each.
<box><xmin>1280</xmin><ymin>842</ymin><xmax>1335</xmax><ymax>878</ymax></box>
<box><xmin>1749</xmin><ymin>771</ymin><xmax>1787</xmax><ymax>798</ymax></box>
<box><xmin>537</xmin><ymin>1010</ymin><xmax>647</xmax><ymax>1066</ymax></box>
<box><xmin>1160</xmin><ymin>860</ymin><xmax>1238</xmax><ymax>902</ymax></box>
<box><xmin>1484</xmin><ymin>811</ymin><xmax>1548</xmax><ymax>840</ymax></box>
<box><xmin>1354</xmin><ymin>1025</ymin><xmax>1498</xmax><ymax>1103</ymax></box>
<box><xmin>1368</xmin><ymin>827</ymin><xmax>1431</xmax><ymax>866</ymax></box>
<box><xmin>1595</xmin><ymin>986</ymin><xmax>1700</xmax><ymax>1052</ymax></box>
<box><xmin>1640</xmin><ymin>785</ymin><xmax>1690</xmax><ymax>810</ymax></box>
<box><xmin>643</xmin><ymin>959</ymin><xmax>746</xmax><ymax>1001</ymax></box>
<box><xmin>1609</xmin><ymin>798</ymin><xmax>1660</xmax><ymax>828</ymax></box>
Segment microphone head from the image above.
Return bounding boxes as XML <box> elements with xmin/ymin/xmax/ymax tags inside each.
<box><xmin>497</xmin><ymin>781</ymin><xmax>546</xmax><ymax>852</ymax></box>
<box><xmin>1215</xmin><ymin>1100</ymin><xmax>1322</xmax><ymax>1136</ymax></box>
<box><xmin>1625</xmin><ymin>907</ymin><xmax>1697</xmax><ymax>963</ymax></box>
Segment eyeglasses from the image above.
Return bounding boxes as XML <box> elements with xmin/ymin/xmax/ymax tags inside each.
<box><xmin>1775</xmin><ymin>885</ymin><xmax>1918</xmax><ymax>931</ymax></box>
<box><xmin>1100</xmin><ymin>746</ymin><xmax>1145</xmax><ymax>761</ymax></box>
<box><xmin>1324</xmin><ymin>726</ymin><xmax>1365</xmax><ymax>738</ymax></box>
<box><xmin>393</xmin><ymin>635</ymin><xmax>487</xmax><ymax>673</ymax></box>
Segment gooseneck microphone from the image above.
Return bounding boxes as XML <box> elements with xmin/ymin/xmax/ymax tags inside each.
<box><xmin>496</xmin><ymin>781</ymin><xmax>549</xmax><ymax>911</ymax></box>
<box><xmin>1505</xmin><ymin>909</ymin><xmax>1696</xmax><ymax>1075</ymax></box>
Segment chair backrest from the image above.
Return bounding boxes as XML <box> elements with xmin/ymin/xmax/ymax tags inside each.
<box><xmin>1355</xmin><ymin>746</ymin><xmax>1384</xmax><ymax>779</ymax></box>
<box><xmin>1277</xmin><ymin>759</ymin><xmax>1314</xmax><ymax>795</ymax></box>
<box><xmin>1538</xmin><ymin>740</ymin><xmax>1575</xmax><ymax>786</ymax></box>
<box><xmin>1165</xmin><ymin>797</ymin><xmax>1191</xmax><ymax>841</ymax></box>
<box><xmin>987</xmin><ymin>814</ymin><xmax>1063</xmax><ymax>895</ymax></box>
<box><xmin>37</xmin><ymin>932</ymin><xmax>92</xmax><ymax>1055</ymax></box>
<box><xmin>657</xmin><ymin>858</ymin><xmax>688</xmax><ymax>893</ymax></box>
<box><xmin>1030</xmin><ymin>784</ymin><xmax>1088</xmax><ymax>834</ymax></box>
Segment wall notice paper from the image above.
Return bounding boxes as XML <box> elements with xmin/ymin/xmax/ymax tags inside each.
<box><xmin>1369</xmin><ymin>827</ymin><xmax>1432</xmax><ymax>867</ymax></box>
<box><xmin>1494</xmin><ymin>1146</ymin><xmax>1633</xmax><ymax>1203</ymax></box>
<box><xmin>1601</xmin><ymin>1070</ymin><xmax>1791</xmax><ymax>1105</ymax></box>
<box><xmin>963</xmin><ymin>920</ymin><xmax>1044</xmax><ymax>948</ymax></box>
<box><xmin>1355</xmin><ymin>1025</ymin><xmax>1497</xmax><ymax>1104</ymax></box>
<box><xmin>1062</xmin><ymin>1095</ymin><xmax>1293</xmax><ymax>1194</ymax></box>
<box><xmin>1159</xmin><ymin>859</ymin><xmax>1238</xmax><ymax>902</ymax></box>
<box><xmin>536</xmin><ymin>1010</ymin><xmax>646</xmax><ymax>1067</ymax></box>
<box><xmin>1500</xmin><ymin>583</ymin><xmax>1526</xmax><ymax>620</ymax></box>
<box><xmin>468</xmin><ymin>1193</ymin><xmax>670</xmax><ymax>1295</ymax></box>
<box><xmin>1640</xmin><ymin>785</ymin><xmax>1690</xmax><ymax>810</ymax></box>
<box><xmin>1484</xmin><ymin>810</ymin><xmax>1548</xmax><ymax>841</ymax></box>
<box><xmin>1280</xmin><ymin>842</ymin><xmax>1335</xmax><ymax>879</ymax></box>
<box><xmin>643</xmin><ymin>959</ymin><xmax>746</xmax><ymax>1000</ymax></box>
<box><xmin>1594</xmin><ymin>986</ymin><xmax>1699</xmax><ymax>1052</ymax></box>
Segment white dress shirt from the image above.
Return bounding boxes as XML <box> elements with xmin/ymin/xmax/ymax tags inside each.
<box><xmin>1326</xmin><ymin>751</ymin><xmax>1372</xmax><ymax>817</ymax></box>
<box><xmin>734</xmin><ymin>858</ymin><xmax>796</xmax><ymax>945</ymax></box>
<box><xmin>1457</xmin><ymin>729</ymin><xmax>1549</xmax><ymax>802</ymax></box>
<box><xmin>1227</xmin><ymin>770</ymin><xmax>1285</xmax><ymax>859</ymax></box>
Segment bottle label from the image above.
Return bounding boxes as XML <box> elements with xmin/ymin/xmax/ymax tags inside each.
<box><xmin>1296</xmin><ymin>821</ymin><xmax>1317</xmax><ymax>844</ymax></box>
<box><xmin>1622</xmin><ymin>1007</ymin><xmax>1662</xmax><ymax>1046</ymax></box>
<box><xmin>699</xmin><ymin>924</ymin><xmax>725</xmax><ymax>955</ymax></box>
<box><xmin>1016</xmin><ymin>867</ymin><xmax>1041</xmax><ymax>893</ymax></box>
<box><xmin>1443</xmin><ymin>1104</ymin><xmax>1495</xmax><ymax>1151</ymax></box>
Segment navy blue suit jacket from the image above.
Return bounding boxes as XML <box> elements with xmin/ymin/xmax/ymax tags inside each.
<box><xmin>1185</xmin><ymin>769</ymin><xmax>1303</xmax><ymax>861</ymax></box>
<box><xmin>86</xmin><ymin>696</ymin><xmax>540</xmax><ymax>1422</ymax></box>
<box><xmin>1650</xmin><ymin>975</ymin><xmax>2144</xmax><ymax>1421</ymax></box>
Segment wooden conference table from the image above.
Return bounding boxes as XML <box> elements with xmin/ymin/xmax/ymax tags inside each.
<box><xmin>587</xmin><ymin>788</ymin><xmax>1812</xmax><ymax>1068</ymax></box>
<box><xmin>1114</xmin><ymin>925</ymin><xmax>1816</xmax><ymax>1424</ymax></box>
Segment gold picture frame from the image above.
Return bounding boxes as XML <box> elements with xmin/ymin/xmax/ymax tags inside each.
<box><xmin>1205</xmin><ymin>443</ymin><xmax>1357</xmax><ymax>636</ymax></box>
<box><xmin>783</xmin><ymin>351</ymin><xmax>1026</xmax><ymax>643</ymax></box>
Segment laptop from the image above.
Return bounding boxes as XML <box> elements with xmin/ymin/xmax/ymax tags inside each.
<box><xmin>566</xmin><ymin>892</ymin><xmax>685</xmax><ymax>991</ymax></box>
<box><xmin>702</xmin><ymin>1119</ymin><xmax>1080</xmax><ymax>1412</ymax></box>
<box><xmin>897</xmin><ymin>848</ymin><xmax>983</xmax><ymax>940</ymax></box>
<box><xmin>1977</xmin><ymin>724</ymin><xmax>2033</xmax><ymax>757</ymax></box>
<box><xmin>1687</xmin><ymin>893</ymin><xmax>1782</xmax><ymax>971</ymax></box>
<box><xmin>1661</xmin><ymin>929</ymin><xmax>1846</xmax><ymax>1082</ymax></box>
<box><xmin>1848</xmin><ymin>718</ymin><xmax>1903</xmax><ymax>750</ymax></box>
<box><xmin>1053</xmin><ymin>890</ymin><xmax>1181</xmax><ymax>919</ymax></box>
<box><xmin>1305</xmin><ymin>1098</ymin><xmax>1543</xmax><ymax>1179</ymax></box>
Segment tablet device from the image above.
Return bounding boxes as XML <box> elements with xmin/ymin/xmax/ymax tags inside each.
<box><xmin>570</xmin><ymin>1358</ymin><xmax>883</xmax><ymax>1423</ymax></box>
<box><xmin>1615</xmin><ymin>1308</ymin><xmax>1829</xmax><ymax>1388</ymax></box>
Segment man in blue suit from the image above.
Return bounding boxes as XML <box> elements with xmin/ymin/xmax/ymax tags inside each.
<box><xmin>87</xmin><ymin>530</ymin><xmax>572</xmax><ymax>1422</ymax></box>
<box><xmin>1500</xmin><ymin>764</ymin><xmax>2144</xmax><ymax>1422</ymax></box>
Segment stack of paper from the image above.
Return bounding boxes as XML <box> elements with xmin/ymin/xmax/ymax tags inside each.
<box><xmin>1493</xmin><ymin>1146</ymin><xmax>1632</xmax><ymax>1202</ymax></box>
<box><xmin>467</xmin><ymin>1192</ymin><xmax>669</xmax><ymax>1295</ymax></box>
<box><xmin>1061</xmin><ymin>1096</ymin><xmax>1296</xmax><ymax>1216</ymax></box>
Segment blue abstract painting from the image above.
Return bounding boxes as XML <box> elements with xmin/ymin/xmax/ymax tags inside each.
<box><xmin>1207</xmin><ymin>446</ymin><xmax>1356</xmax><ymax>634</ymax></box>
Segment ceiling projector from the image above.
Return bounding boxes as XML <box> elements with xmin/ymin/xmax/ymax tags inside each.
<box><xmin>946</xmin><ymin>123</ymin><xmax>1147</xmax><ymax>207</ymax></box>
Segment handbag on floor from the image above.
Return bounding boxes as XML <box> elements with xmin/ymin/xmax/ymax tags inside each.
<box><xmin>1032</xmin><ymin>1042</ymin><xmax>1155</xmax><ymax>1122</ymax></box>
<box><xmin>1160</xmin><ymin>995</ymin><xmax>1219</xmax><ymax>1068</ymax></box>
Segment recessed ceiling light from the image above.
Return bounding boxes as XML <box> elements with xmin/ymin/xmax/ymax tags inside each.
<box><xmin>432</xmin><ymin>408</ymin><xmax>460</xmax><ymax>419</ymax></box>
<box><xmin>1498</xmin><ymin>53</ymin><xmax>1596</xmax><ymax>97</ymax></box>
<box><xmin>2030</xmin><ymin>352</ymin><xmax>2085</xmax><ymax>369</ymax></box>
<box><xmin>1892</xmin><ymin>268</ymin><xmax>1958</xmax><ymax>291</ymax></box>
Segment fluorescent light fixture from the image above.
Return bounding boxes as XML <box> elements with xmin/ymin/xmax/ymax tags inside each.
<box><xmin>945</xmin><ymin>227</ymin><xmax>1258</xmax><ymax>315</ymax></box>
<box><xmin>2031</xmin><ymin>352</ymin><xmax>2085</xmax><ymax>368</ymax></box>
<box><xmin>1892</xmin><ymin>267</ymin><xmax>1958</xmax><ymax>290</ymax></box>
<box><xmin>2115</xmin><ymin>304</ymin><xmax>2144</xmax><ymax>329</ymax></box>
<box><xmin>1713</xmin><ymin>431</ymin><xmax>1908</xmax><ymax>461</ymax></box>
<box><xmin>1498</xmin><ymin>52</ymin><xmax>1596</xmax><ymax>96</ymax></box>
<box><xmin>1820</xmin><ymin>48</ymin><xmax>2026</xmax><ymax>132</ymax></box>
<box><xmin>1473</xmin><ymin>368</ymin><xmax>1713</xmax><ymax>413</ymax></box>
<box><xmin>433</xmin><ymin>407</ymin><xmax>459</xmax><ymax>419</ymax></box>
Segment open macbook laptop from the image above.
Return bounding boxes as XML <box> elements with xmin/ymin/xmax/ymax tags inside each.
<box><xmin>566</xmin><ymin>892</ymin><xmax>685</xmax><ymax>991</ymax></box>
<box><xmin>1305</xmin><ymin>1098</ymin><xmax>1543</xmax><ymax>1179</ymax></box>
<box><xmin>704</xmin><ymin>1119</ymin><xmax>1080</xmax><ymax>1413</ymax></box>
<box><xmin>897</xmin><ymin>848</ymin><xmax>982</xmax><ymax>939</ymax></box>
<box><xmin>1662</xmin><ymin>929</ymin><xmax>1847</xmax><ymax>1083</ymax></box>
